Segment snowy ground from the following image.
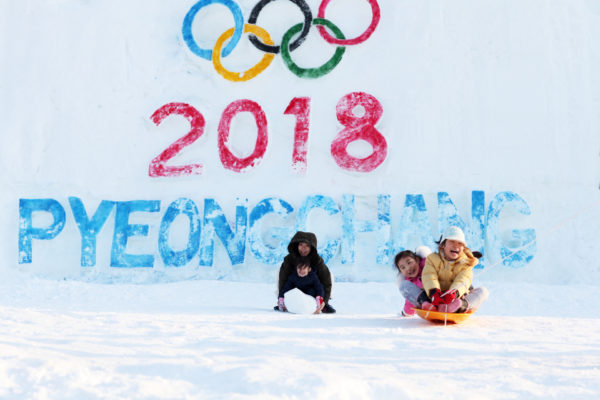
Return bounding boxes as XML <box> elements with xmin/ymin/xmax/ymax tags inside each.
<box><xmin>1</xmin><ymin>272</ymin><xmax>599</xmax><ymax>400</ymax></box>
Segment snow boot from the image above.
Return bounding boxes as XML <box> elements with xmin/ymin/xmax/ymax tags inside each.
<box><xmin>458</xmin><ymin>298</ymin><xmax>469</xmax><ymax>313</ymax></box>
<box><xmin>438</xmin><ymin>298</ymin><xmax>468</xmax><ymax>313</ymax></box>
<box><xmin>322</xmin><ymin>303</ymin><xmax>336</xmax><ymax>314</ymax></box>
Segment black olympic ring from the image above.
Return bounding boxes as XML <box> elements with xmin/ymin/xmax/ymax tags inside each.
<box><xmin>247</xmin><ymin>0</ymin><xmax>312</xmax><ymax>54</ymax></box>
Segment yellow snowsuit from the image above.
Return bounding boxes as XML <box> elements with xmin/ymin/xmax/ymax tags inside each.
<box><xmin>422</xmin><ymin>248</ymin><xmax>479</xmax><ymax>297</ymax></box>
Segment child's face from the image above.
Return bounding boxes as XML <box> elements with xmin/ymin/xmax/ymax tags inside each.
<box><xmin>442</xmin><ymin>239</ymin><xmax>464</xmax><ymax>260</ymax></box>
<box><xmin>298</xmin><ymin>242</ymin><xmax>311</xmax><ymax>257</ymax></box>
<box><xmin>297</xmin><ymin>264</ymin><xmax>311</xmax><ymax>277</ymax></box>
<box><xmin>396</xmin><ymin>256</ymin><xmax>419</xmax><ymax>278</ymax></box>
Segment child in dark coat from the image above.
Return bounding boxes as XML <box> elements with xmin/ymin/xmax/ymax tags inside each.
<box><xmin>278</xmin><ymin>261</ymin><xmax>326</xmax><ymax>314</ymax></box>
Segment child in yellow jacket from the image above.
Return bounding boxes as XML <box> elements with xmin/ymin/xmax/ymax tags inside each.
<box><xmin>421</xmin><ymin>226</ymin><xmax>489</xmax><ymax>313</ymax></box>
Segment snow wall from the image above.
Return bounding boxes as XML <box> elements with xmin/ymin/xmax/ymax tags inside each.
<box><xmin>2</xmin><ymin>0</ymin><xmax>600</xmax><ymax>284</ymax></box>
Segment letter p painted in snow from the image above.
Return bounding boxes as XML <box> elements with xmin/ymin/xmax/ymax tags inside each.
<box><xmin>18</xmin><ymin>199</ymin><xmax>66</xmax><ymax>263</ymax></box>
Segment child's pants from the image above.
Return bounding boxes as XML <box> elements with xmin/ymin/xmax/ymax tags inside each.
<box><xmin>399</xmin><ymin>280</ymin><xmax>489</xmax><ymax>311</ymax></box>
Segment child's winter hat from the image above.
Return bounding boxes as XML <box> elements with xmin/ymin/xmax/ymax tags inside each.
<box><xmin>441</xmin><ymin>226</ymin><xmax>466</xmax><ymax>246</ymax></box>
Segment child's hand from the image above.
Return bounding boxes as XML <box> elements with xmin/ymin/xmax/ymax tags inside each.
<box><xmin>441</xmin><ymin>289</ymin><xmax>458</xmax><ymax>304</ymax></box>
<box><xmin>278</xmin><ymin>297</ymin><xmax>287</xmax><ymax>312</ymax></box>
<box><xmin>430</xmin><ymin>289</ymin><xmax>444</xmax><ymax>305</ymax></box>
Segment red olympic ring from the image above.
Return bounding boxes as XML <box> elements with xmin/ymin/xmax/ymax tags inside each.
<box><xmin>316</xmin><ymin>0</ymin><xmax>380</xmax><ymax>45</ymax></box>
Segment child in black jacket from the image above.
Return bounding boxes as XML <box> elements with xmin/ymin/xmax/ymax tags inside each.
<box><xmin>278</xmin><ymin>261</ymin><xmax>325</xmax><ymax>314</ymax></box>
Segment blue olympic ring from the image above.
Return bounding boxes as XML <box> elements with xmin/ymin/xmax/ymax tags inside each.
<box><xmin>182</xmin><ymin>0</ymin><xmax>244</xmax><ymax>60</ymax></box>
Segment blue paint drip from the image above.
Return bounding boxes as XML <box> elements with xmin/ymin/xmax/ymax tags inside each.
<box><xmin>18</xmin><ymin>199</ymin><xmax>66</xmax><ymax>264</ymax></box>
<box><xmin>437</xmin><ymin>191</ymin><xmax>486</xmax><ymax>268</ymax></box>
<box><xmin>296</xmin><ymin>195</ymin><xmax>341</xmax><ymax>263</ymax></box>
<box><xmin>248</xmin><ymin>198</ymin><xmax>295</xmax><ymax>264</ymax></box>
<box><xmin>341</xmin><ymin>195</ymin><xmax>391</xmax><ymax>264</ymax></box>
<box><xmin>470</xmin><ymin>191</ymin><xmax>486</xmax><ymax>268</ymax></box>
<box><xmin>394</xmin><ymin>194</ymin><xmax>435</xmax><ymax>254</ymax></box>
<box><xmin>377</xmin><ymin>195</ymin><xmax>391</xmax><ymax>264</ymax></box>
<box><xmin>111</xmin><ymin>200</ymin><xmax>160</xmax><ymax>268</ymax></box>
<box><xmin>159</xmin><ymin>198</ymin><xmax>201</xmax><ymax>267</ymax></box>
<box><xmin>437</xmin><ymin>192</ymin><xmax>465</xmax><ymax>232</ymax></box>
<box><xmin>340</xmin><ymin>194</ymin><xmax>355</xmax><ymax>264</ymax></box>
<box><xmin>69</xmin><ymin>197</ymin><xmax>115</xmax><ymax>267</ymax></box>
<box><xmin>486</xmin><ymin>192</ymin><xmax>536</xmax><ymax>268</ymax></box>
<box><xmin>199</xmin><ymin>198</ymin><xmax>247</xmax><ymax>266</ymax></box>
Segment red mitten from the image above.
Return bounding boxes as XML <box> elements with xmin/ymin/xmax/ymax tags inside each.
<box><xmin>278</xmin><ymin>297</ymin><xmax>287</xmax><ymax>312</ymax></box>
<box><xmin>430</xmin><ymin>289</ymin><xmax>444</xmax><ymax>305</ymax></box>
<box><xmin>315</xmin><ymin>296</ymin><xmax>325</xmax><ymax>313</ymax></box>
<box><xmin>441</xmin><ymin>289</ymin><xmax>458</xmax><ymax>304</ymax></box>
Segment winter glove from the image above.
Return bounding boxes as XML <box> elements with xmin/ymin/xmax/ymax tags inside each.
<box><xmin>278</xmin><ymin>297</ymin><xmax>287</xmax><ymax>312</ymax></box>
<box><xmin>416</xmin><ymin>291</ymin><xmax>430</xmax><ymax>308</ymax></box>
<box><xmin>441</xmin><ymin>289</ymin><xmax>458</xmax><ymax>304</ymax></box>
<box><xmin>314</xmin><ymin>296</ymin><xmax>325</xmax><ymax>314</ymax></box>
<box><xmin>429</xmin><ymin>289</ymin><xmax>444</xmax><ymax>306</ymax></box>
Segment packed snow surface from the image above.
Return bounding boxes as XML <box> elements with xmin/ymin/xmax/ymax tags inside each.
<box><xmin>1</xmin><ymin>273</ymin><xmax>599</xmax><ymax>399</ymax></box>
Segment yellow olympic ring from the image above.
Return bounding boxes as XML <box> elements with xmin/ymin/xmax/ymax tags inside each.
<box><xmin>212</xmin><ymin>24</ymin><xmax>275</xmax><ymax>82</ymax></box>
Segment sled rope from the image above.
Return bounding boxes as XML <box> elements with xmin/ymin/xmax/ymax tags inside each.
<box><xmin>475</xmin><ymin>199</ymin><xmax>600</xmax><ymax>276</ymax></box>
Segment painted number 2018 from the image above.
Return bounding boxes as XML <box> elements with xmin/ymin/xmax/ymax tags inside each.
<box><xmin>148</xmin><ymin>92</ymin><xmax>386</xmax><ymax>176</ymax></box>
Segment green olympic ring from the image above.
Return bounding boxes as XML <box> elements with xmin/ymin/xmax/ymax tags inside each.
<box><xmin>280</xmin><ymin>18</ymin><xmax>346</xmax><ymax>79</ymax></box>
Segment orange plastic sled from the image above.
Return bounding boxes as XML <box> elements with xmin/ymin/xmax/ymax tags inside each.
<box><xmin>414</xmin><ymin>308</ymin><xmax>476</xmax><ymax>324</ymax></box>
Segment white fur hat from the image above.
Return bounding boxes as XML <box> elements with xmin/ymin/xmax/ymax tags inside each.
<box><xmin>415</xmin><ymin>245</ymin><xmax>432</xmax><ymax>259</ymax></box>
<box><xmin>441</xmin><ymin>226</ymin><xmax>466</xmax><ymax>246</ymax></box>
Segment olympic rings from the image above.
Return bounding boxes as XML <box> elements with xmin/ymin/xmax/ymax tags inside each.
<box><xmin>248</xmin><ymin>0</ymin><xmax>312</xmax><ymax>54</ymax></box>
<box><xmin>182</xmin><ymin>0</ymin><xmax>244</xmax><ymax>60</ymax></box>
<box><xmin>182</xmin><ymin>0</ymin><xmax>380</xmax><ymax>80</ymax></box>
<box><xmin>280</xmin><ymin>18</ymin><xmax>345</xmax><ymax>79</ymax></box>
<box><xmin>213</xmin><ymin>24</ymin><xmax>276</xmax><ymax>82</ymax></box>
<box><xmin>317</xmin><ymin>0</ymin><xmax>380</xmax><ymax>45</ymax></box>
